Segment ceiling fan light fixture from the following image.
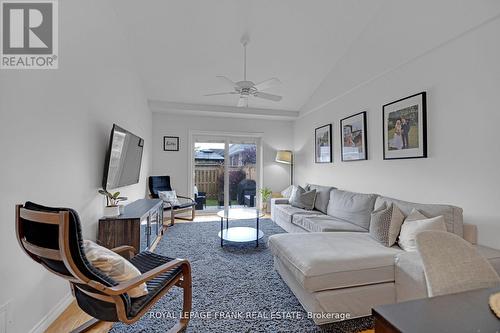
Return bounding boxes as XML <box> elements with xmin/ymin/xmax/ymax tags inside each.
<box><xmin>204</xmin><ymin>35</ymin><xmax>283</xmax><ymax>107</ymax></box>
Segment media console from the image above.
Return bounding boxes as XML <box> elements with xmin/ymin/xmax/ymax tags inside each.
<box><xmin>97</xmin><ymin>199</ymin><xmax>164</xmax><ymax>252</ymax></box>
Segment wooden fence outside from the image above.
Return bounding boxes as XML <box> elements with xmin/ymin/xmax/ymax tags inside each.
<box><xmin>195</xmin><ymin>164</ymin><xmax>256</xmax><ymax>199</ymax></box>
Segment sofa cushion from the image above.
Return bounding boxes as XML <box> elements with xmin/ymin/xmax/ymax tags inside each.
<box><xmin>375</xmin><ymin>196</ymin><xmax>463</xmax><ymax>237</ymax></box>
<box><xmin>273</xmin><ymin>204</ymin><xmax>323</xmax><ymax>225</ymax></box>
<box><xmin>292</xmin><ymin>215</ymin><xmax>366</xmax><ymax>233</ymax></box>
<box><xmin>306</xmin><ymin>184</ymin><xmax>335</xmax><ymax>214</ymax></box>
<box><xmin>290</xmin><ymin>186</ymin><xmax>317</xmax><ymax>210</ymax></box>
<box><xmin>394</xmin><ymin>251</ymin><xmax>428</xmax><ymax>302</ymax></box>
<box><xmin>268</xmin><ymin>232</ymin><xmax>403</xmax><ymax>292</ymax></box>
<box><xmin>326</xmin><ymin>189</ymin><xmax>377</xmax><ymax>230</ymax></box>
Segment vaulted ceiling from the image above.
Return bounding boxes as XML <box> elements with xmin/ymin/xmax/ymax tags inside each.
<box><xmin>111</xmin><ymin>0</ymin><xmax>500</xmax><ymax>118</ymax></box>
<box><xmin>112</xmin><ymin>0</ymin><xmax>385</xmax><ymax>113</ymax></box>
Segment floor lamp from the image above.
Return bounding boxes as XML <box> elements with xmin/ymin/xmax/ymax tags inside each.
<box><xmin>275</xmin><ymin>150</ymin><xmax>293</xmax><ymax>185</ymax></box>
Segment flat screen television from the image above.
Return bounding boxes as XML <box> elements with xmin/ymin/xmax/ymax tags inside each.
<box><xmin>102</xmin><ymin>124</ymin><xmax>144</xmax><ymax>190</ymax></box>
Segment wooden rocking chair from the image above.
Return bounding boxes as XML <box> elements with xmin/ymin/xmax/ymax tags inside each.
<box><xmin>15</xmin><ymin>202</ymin><xmax>192</xmax><ymax>333</ymax></box>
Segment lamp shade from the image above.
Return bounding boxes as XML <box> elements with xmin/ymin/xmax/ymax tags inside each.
<box><xmin>275</xmin><ymin>150</ymin><xmax>292</xmax><ymax>164</ymax></box>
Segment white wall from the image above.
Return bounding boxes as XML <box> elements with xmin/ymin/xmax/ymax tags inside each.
<box><xmin>152</xmin><ymin>113</ymin><xmax>293</xmax><ymax>196</ymax></box>
<box><xmin>0</xmin><ymin>2</ymin><xmax>152</xmax><ymax>332</ymax></box>
<box><xmin>294</xmin><ymin>15</ymin><xmax>500</xmax><ymax>249</ymax></box>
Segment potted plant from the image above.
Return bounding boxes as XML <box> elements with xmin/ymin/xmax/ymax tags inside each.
<box><xmin>98</xmin><ymin>189</ymin><xmax>127</xmax><ymax>217</ymax></box>
<box><xmin>259</xmin><ymin>187</ymin><xmax>272</xmax><ymax>212</ymax></box>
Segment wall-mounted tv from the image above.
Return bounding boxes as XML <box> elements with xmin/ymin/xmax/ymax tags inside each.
<box><xmin>102</xmin><ymin>124</ymin><xmax>144</xmax><ymax>190</ymax></box>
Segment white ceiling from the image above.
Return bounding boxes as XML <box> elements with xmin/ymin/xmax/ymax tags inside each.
<box><xmin>112</xmin><ymin>0</ymin><xmax>386</xmax><ymax>112</ymax></box>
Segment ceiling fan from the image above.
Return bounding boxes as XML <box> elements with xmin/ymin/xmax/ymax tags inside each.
<box><xmin>204</xmin><ymin>36</ymin><xmax>282</xmax><ymax>107</ymax></box>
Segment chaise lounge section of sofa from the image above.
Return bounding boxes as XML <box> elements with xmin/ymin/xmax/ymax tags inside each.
<box><xmin>268</xmin><ymin>185</ymin><xmax>500</xmax><ymax>324</ymax></box>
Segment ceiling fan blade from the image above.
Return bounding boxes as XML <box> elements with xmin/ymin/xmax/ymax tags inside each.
<box><xmin>204</xmin><ymin>92</ymin><xmax>238</xmax><ymax>96</ymax></box>
<box><xmin>216</xmin><ymin>76</ymin><xmax>237</xmax><ymax>88</ymax></box>
<box><xmin>237</xmin><ymin>96</ymin><xmax>248</xmax><ymax>107</ymax></box>
<box><xmin>254</xmin><ymin>91</ymin><xmax>282</xmax><ymax>102</ymax></box>
<box><xmin>254</xmin><ymin>77</ymin><xmax>281</xmax><ymax>91</ymax></box>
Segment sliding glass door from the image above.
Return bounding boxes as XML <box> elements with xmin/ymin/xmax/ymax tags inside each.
<box><xmin>192</xmin><ymin>134</ymin><xmax>260</xmax><ymax>213</ymax></box>
<box><xmin>228</xmin><ymin>141</ymin><xmax>257</xmax><ymax>210</ymax></box>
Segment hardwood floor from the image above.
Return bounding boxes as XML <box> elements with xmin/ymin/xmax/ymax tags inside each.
<box><xmin>46</xmin><ymin>302</ymin><xmax>375</xmax><ymax>333</ymax></box>
<box><xmin>45</xmin><ymin>301</ymin><xmax>113</xmax><ymax>333</ymax></box>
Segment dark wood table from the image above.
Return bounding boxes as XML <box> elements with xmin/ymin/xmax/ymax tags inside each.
<box><xmin>373</xmin><ymin>286</ymin><xmax>500</xmax><ymax>333</ymax></box>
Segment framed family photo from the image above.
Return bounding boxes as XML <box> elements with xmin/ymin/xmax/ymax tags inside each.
<box><xmin>340</xmin><ymin>111</ymin><xmax>367</xmax><ymax>161</ymax></box>
<box><xmin>383</xmin><ymin>92</ymin><xmax>427</xmax><ymax>160</ymax></box>
<box><xmin>163</xmin><ymin>136</ymin><xmax>179</xmax><ymax>151</ymax></box>
<box><xmin>315</xmin><ymin>124</ymin><xmax>332</xmax><ymax>163</ymax></box>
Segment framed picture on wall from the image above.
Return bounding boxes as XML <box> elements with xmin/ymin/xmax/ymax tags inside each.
<box><xmin>315</xmin><ymin>124</ymin><xmax>332</xmax><ymax>163</ymax></box>
<box><xmin>163</xmin><ymin>136</ymin><xmax>179</xmax><ymax>151</ymax></box>
<box><xmin>383</xmin><ymin>92</ymin><xmax>427</xmax><ymax>160</ymax></box>
<box><xmin>341</xmin><ymin>111</ymin><xmax>367</xmax><ymax>161</ymax></box>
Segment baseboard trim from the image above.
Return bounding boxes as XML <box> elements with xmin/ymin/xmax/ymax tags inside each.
<box><xmin>29</xmin><ymin>292</ymin><xmax>73</xmax><ymax>333</ymax></box>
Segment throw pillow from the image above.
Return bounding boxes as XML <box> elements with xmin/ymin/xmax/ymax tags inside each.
<box><xmin>280</xmin><ymin>185</ymin><xmax>294</xmax><ymax>198</ymax></box>
<box><xmin>369</xmin><ymin>203</ymin><xmax>405</xmax><ymax>247</ymax></box>
<box><xmin>83</xmin><ymin>240</ymin><xmax>148</xmax><ymax>298</ymax></box>
<box><xmin>405</xmin><ymin>208</ymin><xmax>428</xmax><ymax>222</ymax></box>
<box><xmin>398</xmin><ymin>215</ymin><xmax>447</xmax><ymax>251</ymax></box>
<box><xmin>288</xmin><ymin>185</ymin><xmax>300</xmax><ymax>203</ymax></box>
<box><xmin>158</xmin><ymin>190</ymin><xmax>180</xmax><ymax>206</ymax></box>
<box><xmin>306</xmin><ymin>184</ymin><xmax>335</xmax><ymax>214</ymax></box>
<box><xmin>290</xmin><ymin>186</ymin><xmax>317</xmax><ymax>210</ymax></box>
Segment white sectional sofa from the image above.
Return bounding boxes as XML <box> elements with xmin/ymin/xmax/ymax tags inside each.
<box><xmin>268</xmin><ymin>185</ymin><xmax>500</xmax><ymax>324</ymax></box>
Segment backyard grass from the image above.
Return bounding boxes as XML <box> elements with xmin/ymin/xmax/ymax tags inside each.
<box><xmin>205</xmin><ymin>199</ymin><xmax>238</xmax><ymax>207</ymax></box>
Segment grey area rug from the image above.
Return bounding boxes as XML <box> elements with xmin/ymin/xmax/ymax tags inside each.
<box><xmin>110</xmin><ymin>219</ymin><xmax>373</xmax><ymax>333</ymax></box>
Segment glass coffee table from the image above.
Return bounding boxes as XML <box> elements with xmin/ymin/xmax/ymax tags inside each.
<box><xmin>217</xmin><ymin>208</ymin><xmax>265</xmax><ymax>247</ymax></box>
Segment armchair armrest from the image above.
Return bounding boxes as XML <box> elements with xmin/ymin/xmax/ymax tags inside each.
<box><xmin>177</xmin><ymin>195</ymin><xmax>195</xmax><ymax>202</ymax></box>
<box><xmin>89</xmin><ymin>259</ymin><xmax>190</xmax><ymax>296</ymax></box>
<box><xmin>111</xmin><ymin>245</ymin><xmax>137</xmax><ymax>260</ymax></box>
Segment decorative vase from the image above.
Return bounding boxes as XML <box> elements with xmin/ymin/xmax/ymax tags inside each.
<box><xmin>103</xmin><ymin>206</ymin><xmax>120</xmax><ymax>217</ymax></box>
<box><xmin>261</xmin><ymin>202</ymin><xmax>268</xmax><ymax>213</ymax></box>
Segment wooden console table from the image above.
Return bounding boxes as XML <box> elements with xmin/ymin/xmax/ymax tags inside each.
<box><xmin>97</xmin><ymin>199</ymin><xmax>163</xmax><ymax>252</ymax></box>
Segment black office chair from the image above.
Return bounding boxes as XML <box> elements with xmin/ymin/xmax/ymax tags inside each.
<box><xmin>148</xmin><ymin>176</ymin><xmax>196</xmax><ymax>225</ymax></box>
<box><xmin>15</xmin><ymin>202</ymin><xmax>192</xmax><ymax>333</ymax></box>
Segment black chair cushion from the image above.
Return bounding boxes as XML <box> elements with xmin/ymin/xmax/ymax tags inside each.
<box><xmin>128</xmin><ymin>251</ymin><xmax>183</xmax><ymax>318</ymax></box>
<box><xmin>22</xmin><ymin>202</ymin><xmax>185</xmax><ymax>322</ymax></box>
<box><xmin>22</xmin><ymin>202</ymin><xmax>118</xmax><ymax>286</ymax></box>
<box><xmin>22</xmin><ymin>202</ymin><xmax>131</xmax><ymax>321</ymax></box>
<box><xmin>149</xmin><ymin>176</ymin><xmax>172</xmax><ymax>199</ymax></box>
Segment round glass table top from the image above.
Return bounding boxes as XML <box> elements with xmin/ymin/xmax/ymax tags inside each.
<box><xmin>218</xmin><ymin>227</ymin><xmax>264</xmax><ymax>243</ymax></box>
<box><xmin>217</xmin><ymin>208</ymin><xmax>265</xmax><ymax>220</ymax></box>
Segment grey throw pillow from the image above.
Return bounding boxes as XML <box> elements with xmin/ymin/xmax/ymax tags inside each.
<box><xmin>369</xmin><ymin>203</ymin><xmax>405</xmax><ymax>247</ymax></box>
<box><xmin>306</xmin><ymin>184</ymin><xmax>335</xmax><ymax>214</ymax></box>
<box><xmin>287</xmin><ymin>185</ymin><xmax>300</xmax><ymax>203</ymax></box>
<box><xmin>290</xmin><ymin>186</ymin><xmax>317</xmax><ymax>210</ymax></box>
